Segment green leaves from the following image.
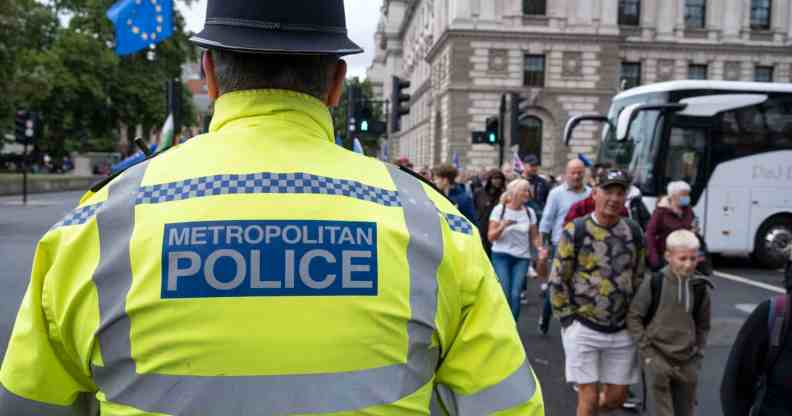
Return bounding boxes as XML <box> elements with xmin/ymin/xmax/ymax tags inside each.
<box><xmin>3</xmin><ymin>0</ymin><xmax>196</xmax><ymax>157</ymax></box>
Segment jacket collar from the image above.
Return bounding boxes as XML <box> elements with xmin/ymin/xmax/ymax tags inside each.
<box><xmin>209</xmin><ymin>89</ymin><xmax>334</xmax><ymax>144</ymax></box>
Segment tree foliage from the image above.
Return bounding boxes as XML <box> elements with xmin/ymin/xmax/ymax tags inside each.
<box><xmin>331</xmin><ymin>77</ymin><xmax>385</xmax><ymax>156</ymax></box>
<box><xmin>2</xmin><ymin>0</ymin><xmax>198</xmax><ymax>157</ymax></box>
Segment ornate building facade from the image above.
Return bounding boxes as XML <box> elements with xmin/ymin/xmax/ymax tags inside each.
<box><xmin>367</xmin><ymin>0</ymin><xmax>792</xmax><ymax>173</ymax></box>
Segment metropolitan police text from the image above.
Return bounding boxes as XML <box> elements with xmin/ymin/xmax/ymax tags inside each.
<box><xmin>162</xmin><ymin>220</ymin><xmax>379</xmax><ymax>298</ymax></box>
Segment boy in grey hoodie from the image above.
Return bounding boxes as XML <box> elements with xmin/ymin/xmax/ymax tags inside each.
<box><xmin>627</xmin><ymin>229</ymin><xmax>713</xmax><ymax>416</ymax></box>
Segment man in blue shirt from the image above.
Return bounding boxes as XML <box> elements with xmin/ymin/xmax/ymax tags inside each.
<box><xmin>537</xmin><ymin>159</ymin><xmax>590</xmax><ymax>334</ymax></box>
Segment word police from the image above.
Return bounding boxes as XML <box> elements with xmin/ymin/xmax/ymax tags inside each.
<box><xmin>162</xmin><ymin>220</ymin><xmax>378</xmax><ymax>298</ymax></box>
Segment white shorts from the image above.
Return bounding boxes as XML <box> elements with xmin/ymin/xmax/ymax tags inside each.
<box><xmin>561</xmin><ymin>320</ymin><xmax>639</xmax><ymax>385</ymax></box>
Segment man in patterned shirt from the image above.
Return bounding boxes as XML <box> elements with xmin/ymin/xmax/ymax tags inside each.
<box><xmin>549</xmin><ymin>169</ymin><xmax>646</xmax><ymax>416</ymax></box>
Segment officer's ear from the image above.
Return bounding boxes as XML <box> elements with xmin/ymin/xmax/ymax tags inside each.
<box><xmin>325</xmin><ymin>59</ymin><xmax>347</xmax><ymax>107</ymax></box>
<box><xmin>203</xmin><ymin>50</ymin><xmax>220</xmax><ymax>101</ymax></box>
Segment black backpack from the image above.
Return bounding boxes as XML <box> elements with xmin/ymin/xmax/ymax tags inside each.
<box><xmin>750</xmin><ymin>294</ymin><xmax>791</xmax><ymax>416</ymax></box>
<box><xmin>628</xmin><ymin>196</ymin><xmax>652</xmax><ymax>231</ymax></box>
<box><xmin>642</xmin><ymin>272</ymin><xmax>712</xmax><ymax>326</ymax></box>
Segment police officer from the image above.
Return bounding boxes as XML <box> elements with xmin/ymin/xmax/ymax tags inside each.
<box><xmin>0</xmin><ymin>1</ymin><xmax>544</xmax><ymax>415</ymax></box>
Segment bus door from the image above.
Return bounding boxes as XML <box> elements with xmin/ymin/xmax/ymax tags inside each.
<box><xmin>656</xmin><ymin>116</ymin><xmax>718</xmax><ymax>243</ymax></box>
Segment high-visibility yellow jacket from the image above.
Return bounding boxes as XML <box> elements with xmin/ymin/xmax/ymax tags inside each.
<box><xmin>0</xmin><ymin>89</ymin><xmax>544</xmax><ymax>415</ymax></box>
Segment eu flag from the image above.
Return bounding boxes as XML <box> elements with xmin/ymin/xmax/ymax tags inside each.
<box><xmin>107</xmin><ymin>0</ymin><xmax>173</xmax><ymax>56</ymax></box>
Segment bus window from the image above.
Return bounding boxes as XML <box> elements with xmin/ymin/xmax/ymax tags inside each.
<box><xmin>664</xmin><ymin>127</ymin><xmax>706</xmax><ymax>187</ymax></box>
<box><xmin>763</xmin><ymin>97</ymin><xmax>792</xmax><ymax>150</ymax></box>
<box><xmin>714</xmin><ymin>108</ymin><xmax>763</xmax><ymax>167</ymax></box>
<box><xmin>629</xmin><ymin>113</ymin><xmax>665</xmax><ymax>194</ymax></box>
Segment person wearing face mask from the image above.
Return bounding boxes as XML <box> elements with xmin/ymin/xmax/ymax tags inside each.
<box><xmin>645</xmin><ymin>181</ymin><xmax>697</xmax><ymax>272</ymax></box>
<box><xmin>627</xmin><ymin>230</ymin><xmax>712</xmax><ymax>416</ymax></box>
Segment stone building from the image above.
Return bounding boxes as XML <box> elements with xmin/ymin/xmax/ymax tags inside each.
<box><xmin>367</xmin><ymin>0</ymin><xmax>792</xmax><ymax>173</ymax></box>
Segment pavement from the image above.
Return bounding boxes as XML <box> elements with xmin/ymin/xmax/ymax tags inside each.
<box><xmin>0</xmin><ymin>190</ymin><xmax>786</xmax><ymax>415</ymax></box>
<box><xmin>0</xmin><ymin>191</ymin><xmax>84</xmax><ymax>356</ymax></box>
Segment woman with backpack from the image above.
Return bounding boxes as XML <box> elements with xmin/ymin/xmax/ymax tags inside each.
<box><xmin>721</xmin><ymin>244</ymin><xmax>792</xmax><ymax>416</ymax></box>
<box><xmin>488</xmin><ymin>179</ymin><xmax>547</xmax><ymax>321</ymax></box>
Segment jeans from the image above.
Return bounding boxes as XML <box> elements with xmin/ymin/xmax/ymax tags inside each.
<box><xmin>492</xmin><ymin>252</ymin><xmax>531</xmax><ymax>321</ymax></box>
<box><xmin>540</xmin><ymin>245</ymin><xmax>557</xmax><ymax>328</ymax></box>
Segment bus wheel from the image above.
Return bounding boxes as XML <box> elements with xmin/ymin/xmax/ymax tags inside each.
<box><xmin>753</xmin><ymin>216</ymin><xmax>792</xmax><ymax>269</ymax></box>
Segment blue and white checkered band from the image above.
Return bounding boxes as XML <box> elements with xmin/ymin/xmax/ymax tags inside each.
<box><xmin>52</xmin><ymin>203</ymin><xmax>102</xmax><ymax>229</ymax></box>
<box><xmin>134</xmin><ymin>173</ymin><xmax>402</xmax><ymax>207</ymax></box>
<box><xmin>445</xmin><ymin>213</ymin><xmax>473</xmax><ymax>235</ymax></box>
<box><xmin>50</xmin><ymin>173</ymin><xmax>478</xmax><ymax>235</ymax></box>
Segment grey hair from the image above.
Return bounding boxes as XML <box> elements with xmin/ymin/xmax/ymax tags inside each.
<box><xmin>500</xmin><ymin>178</ymin><xmax>531</xmax><ymax>204</ymax></box>
<box><xmin>666</xmin><ymin>229</ymin><xmax>700</xmax><ymax>251</ymax></box>
<box><xmin>667</xmin><ymin>180</ymin><xmax>691</xmax><ymax>196</ymax></box>
<box><xmin>212</xmin><ymin>50</ymin><xmax>338</xmax><ymax>99</ymax></box>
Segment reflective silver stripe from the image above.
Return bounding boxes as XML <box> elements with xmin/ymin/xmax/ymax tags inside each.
<box><xmin>436</xmin><ymin>361</ymin><xmax>539</xmax><ymax>416</ymax></box>
<box><xmin>430</xmin><ymin>387</ymin><xmax>445</xmax><ymax>415</ymax></box>
<box><xmin>0</xmin><ymin>384</ymin><xmax>92</xmax><ymax>416</ymax></box>
<box><xmin>91</xmin><ymin>163</ymin><xmax>443</xmax><ymax>414</ymax></box>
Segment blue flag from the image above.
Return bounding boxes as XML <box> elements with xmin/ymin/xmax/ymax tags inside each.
<box><xmin>107</xmin><ymin>0</ymin><xmax>173</xmax><ymax>56</ymax></box>
<box><xmin>452</xmin><ymin>152</ymin><xmax>461</xmax><ymax>170</ymax></box>
<box><xmin>577</xmin><ymin>153</ymin><xmax>593</xmax><ymax>167</ymax></box>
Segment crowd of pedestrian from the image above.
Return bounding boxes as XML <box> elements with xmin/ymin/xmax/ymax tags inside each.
<box><xmin>408</xmin><ymin>153</ymin><xmax>727</xmax><ymax>415</ymax></box>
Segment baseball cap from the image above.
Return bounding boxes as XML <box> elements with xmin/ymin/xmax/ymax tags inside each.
<box><xmin>597</xmin><ymin>169</ymin><xmax>631</xmax><ymax>190</ymax></box>
<box><xmin>523</xmin><ymin>154</ymin><xmax>540</xmax><ymax>166</ymax></box>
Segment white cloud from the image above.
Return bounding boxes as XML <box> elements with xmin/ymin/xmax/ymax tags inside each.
<box><xmin>176</xmin><ymin>0</ymin><xmax>382</xmax><ymax>79</ymax></box>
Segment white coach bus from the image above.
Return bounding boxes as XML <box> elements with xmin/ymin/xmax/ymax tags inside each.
<box><xmin>564</xmin><ymin>81</ymin><xmax>792</xmax><ymax>269</ymax></box>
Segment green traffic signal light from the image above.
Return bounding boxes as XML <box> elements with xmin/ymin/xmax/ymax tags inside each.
<box><xmin>361</xmin><ymin>120</ymin><xmax>369</xmax><ymax>132</ymax></box>
<box><xmin>488</xmin><ymin>133</ymin><xmax>496</xmax><ymax>143</ymax></box>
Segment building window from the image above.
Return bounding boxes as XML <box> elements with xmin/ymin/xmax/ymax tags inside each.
<box><xmin>518</xmin><ymin>117</ymin><xmax>543</xmax><ymax>164</ymax></box>
<box><xmin>523</xmin><ymin>0</ymin><xmax>546</xmax><ymax>15</ymax></box>
<box><xmin>751</xmin><ymin>0</ymin><xmax>771</xmax><ymax>30</ymax></box>
<box><xmin>755</xmin><ymin>66</ymin><xmax>774</xmax><ymax>82</ymax></box>
<box><xmin>688</xmin><ymin>64</ymin><xmax>708</xmax><ymax>80</ymax></box>
<box><xmin>685</xmin><ymin>0</ymin><xmax>706</xmax><ymax>28</ymax></box>
<box><xmin>524</xmin><ymin>55</ymin><xmax>545</xmax><ymax>87</ymax></box>
<box><xmin>618</xmin><ymin>0</ymin><xmax>641</xmax><ymax>26</ymax></box>
<box><xmin>620</xmin><ymin>62</ymin><xmax>642</xmax><ymax>90</ymax></box>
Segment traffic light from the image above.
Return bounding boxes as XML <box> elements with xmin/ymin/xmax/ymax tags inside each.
<box><xmin>347</xmin><ymin>83</ymin><xmax>360</xmax><ymax>134</ymax></box>
<box><xmin>358</xmin><ymin>105</ymin><xmax>372</xmax><ymax>132</ymax></box>
<box><xmin>485</xmin><ymin>116</ymin><xmax>500</xmax><ymax>145</ymax></box>
<box><xmin>390</xmin><ymin>76</ymin><xmax>411</xmax><ymax>133</ymax></box>
<box><xmin>15</xmin><ymin>111</ymin><xmax>37</xmax><ymax>144</ymax></box>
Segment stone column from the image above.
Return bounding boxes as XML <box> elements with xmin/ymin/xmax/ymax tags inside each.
<box><xmin>772</xmin><ymin>0</ymin><xmax>788</xmax><ymax>43</ymax></box>
<box><xmin>711</xmin><ymin>60</ymin><xmax>725</xmax><ymax>80</ymax></box>
<box><xmin>566</xmin><ymin>0</ymin><xmax>578</xmax><ymax>26</ymax></box>
<box><xmin>592</xmin><ymin>0</ymin><xmax>601</xmax><ymax>25</ymax></box>
<box><xmin>788</xmin><ymin>0</ymin><xmax>792</xmax><ymax>41</ymax></box>
<box><xmin>449</xmin><ymin>0</ymin><xmax>472</xmax><ymax>23</ymax></box>
<box><xmin>656</xmin><ymin>0</ymin><xmax>676</xmax><ymax>39</ymax></box>
<box><xmin>741</xmin><ymin>0</ymin><xmax>752</xmax><ymax>40</ymax></box>
<box><xmin>599</xmin><ymin>0</ymin><xmax>619</xmax><ymax>35</ymax></box>
<box><xmin>707</xmin><ymin>0</ymin><xmax>722</xmax><ymax>40</ymax></box>
<box><xmin>675</xmin><ymin>0</ymin><xmax>686</xmax><ymax>38</ymax></box>
<box><xmin>470</xmin><ymin>0</ymin><xmax>480</xmax><ymax>18</ymax></box>
<box><xmin>641</xmin><ymin>0</ymin><xmax>658</xmax><ymax>40</ymax></box>
<box><xmin>722</xmin><ymin>0</ymin><xmax>742</xmax><ymax>41</ymax></box>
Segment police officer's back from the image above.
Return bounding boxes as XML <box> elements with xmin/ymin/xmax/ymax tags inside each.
<box><xmin>0</xmin><ymin>1</ymin><xmax>544</xmax><ymax>415</ymax></box>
